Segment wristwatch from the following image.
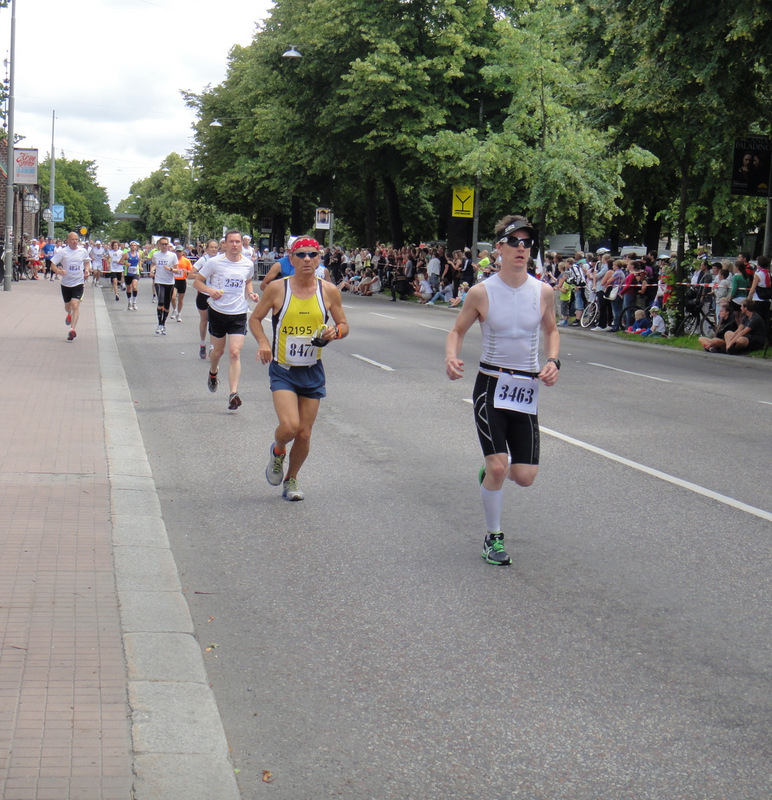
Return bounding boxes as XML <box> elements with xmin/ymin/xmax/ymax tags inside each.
<box><xmin>547</xmin><ymin>357</ymin><xmax>561</xmax><ymax>370</ymax></box>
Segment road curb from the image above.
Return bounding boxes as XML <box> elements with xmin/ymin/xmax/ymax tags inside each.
<box><xmin>94</xmin><ymin>291</ymin><xmax>241</xmax><ymax>800</ymax></box>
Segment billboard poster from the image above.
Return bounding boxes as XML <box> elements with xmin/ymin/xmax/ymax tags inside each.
<box><xmin>731</xmin><ymin>136</ymin><xmax>771</xmax><ymax>197</ymax></box>
<box><xmin>14</xmin><ymin>149</ymin><xmax>38</xmax><ymax>184</ymax></box>
<box><xmin>315</xmin><ymin>208</ymin><xmax>331</xmax><ymax>230</ymax></box>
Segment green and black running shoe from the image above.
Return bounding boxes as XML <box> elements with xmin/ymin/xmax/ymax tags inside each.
<box><xmin>482</xmin><ymin>532</ymin><xmax>511</xmax><ymax>566</ymax></box>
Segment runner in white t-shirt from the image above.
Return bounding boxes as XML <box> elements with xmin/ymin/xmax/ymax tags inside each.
<box><xmin>90</xmin><ymin>241</ymin><xmax>106</xmax><ymax>287</ymax></box>
<box><xmin>193</xmin><ymin>230</ymin><xmax>258</xmax><ymax>410</ymax></box>
<box><xmin>51</xmin><ymin>232</ymin><xmax>92</xmax><ymax>341</ymax></box>
<box><xmin>149</xmin><ymin>238</ymin><xmax>179</xmax><ymax>334</ymax></box>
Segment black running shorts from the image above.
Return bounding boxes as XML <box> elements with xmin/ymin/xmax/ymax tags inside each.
<box><xmin>208</xmin><ymin>308</ymin><xmax>247</xmax><ymax>338</ymax></box>
<box><xmin>472</xmin><ymin>372</ymin><xmax>540</xmax><ymax>464</ymax></box>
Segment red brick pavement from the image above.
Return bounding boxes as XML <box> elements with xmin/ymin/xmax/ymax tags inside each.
<box><xmin>0</xmin><ymin>279</ymin><xmax>132</xmax><ymax>799</ymax></box>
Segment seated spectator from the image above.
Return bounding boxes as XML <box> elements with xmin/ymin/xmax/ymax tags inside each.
<box><xmin>357</xmin><ymin>268</ymin><xmax>381</xmax><ymax>296</ymax></box>
<box><xmin>449</xmin><ymin>282</ymin><xmax>469</xmax><ymax>308</ymax></box>
<box><xmin>427</xmin><ymin>280</ymin><xmax>453</xmax><ymax>305</ymax></box>
<box><xmin>698</xmin><ymin>301</ymin><xmax>736</xmax><ymax>352</ymax></box>
<box><xmin>627</xmin><ymin>308</ymin><xmax>651</xmax><ymax>333</ymax></box>
<box><xmin>724</xmin><ymin>299</ymin><xmax>768</xmax><ymax>355</ymax></box>
<box><xmin>640</xmin><ymin>305</ymin><xmax>666</xmax><ymax>337</ymax></box>
<box><xmin>337</xmin><ymin>268</ymin><xmax>358</xmax><ymax>292</ymax></box>
<box><xmin>414</xmin><ymin>272</ymin><xmax>433</xmax><ymax>303</ymax></box>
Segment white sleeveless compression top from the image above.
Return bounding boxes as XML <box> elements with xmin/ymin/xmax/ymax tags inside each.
<box><xmin>479</xmin><ymin>273</ymin><xmax>542</xmax><ymax>374</ymax></box>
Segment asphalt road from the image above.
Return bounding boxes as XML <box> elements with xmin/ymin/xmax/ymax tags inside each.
<box><xmin>109</xmin><ymin>286</ymin><xmax>772</xmax><ymax>800</ymax></box>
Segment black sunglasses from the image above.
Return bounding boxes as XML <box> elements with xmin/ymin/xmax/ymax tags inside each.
<box><xmin>503</xmin><ymin>237</ymin><xmax>534</xmax><ymax>249</ymax></box>
<box><xmin>293</xmin><ymin>251</ymin><xmax>320</xmax><ymax>259</ymax></box>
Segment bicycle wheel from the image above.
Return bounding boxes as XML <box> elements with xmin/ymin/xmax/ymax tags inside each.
<box><xmin>580</xmin><ymin>301</ymin><xmax>599</xmax><ymax>328</ymax></box>
<box><xmin>700</xmin><ymin>313</ymin><xmax>716</xmax><ymax>338</ymax></box>
<box><xmin>677</xmin><ymin>313</ymin><xmax>700</xmax><ymax>337</ymax></box>
<box><xmin>621</xmin><ymin>304</ymin><xmax>637</xmax><ymax>329</ymax></box>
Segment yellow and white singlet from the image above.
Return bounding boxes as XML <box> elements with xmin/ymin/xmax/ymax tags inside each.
<box><xmin>272</xmin><ymin>278</ymin><xmax>328</xmax><ymax>366</ymax></box>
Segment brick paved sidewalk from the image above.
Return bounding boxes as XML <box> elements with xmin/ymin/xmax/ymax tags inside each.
<box><xmin>0</xmin><ymin>280</ymin><xmax>132</xmax><ymax>800</ymax></box>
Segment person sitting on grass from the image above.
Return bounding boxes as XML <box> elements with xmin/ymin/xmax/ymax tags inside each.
<box><xmin>414</xmin><ymin>271</ymin><xmax>433</xmax><ymax>303</ymax></box>
<box><xmin>627</xmin><ymin>308</ymin><xmax>651</xmax><ymax>334</ymax></box>
<box><xmin>698</xmin><ymin>301</ymin><xmax>736</xmax><ymax>352</ymax></box>
<box><xmin>427</xmin><ymin>279</ymin><xmax>453</xmax><ymax>305</ymax></box>
<box><xmin>640</xmin><ymin>305</ymin><xmax>666</xmax><ymax>337</ymax></box>
<box><xmin>357</xmin><ymin>268</ymin><xmax>381</xmax><ymax>296</ymax></box>
<box><xmin>449</xmin><ymin>281</ymin><xmax>469</xmax><ymax>308</ymax></box>
<box><xmin>724</xmin><ymin>299</ymin><xmax>768</xmax><ymax>355</ymax></box>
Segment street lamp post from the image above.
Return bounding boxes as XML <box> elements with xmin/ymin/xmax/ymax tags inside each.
<box><xmin>48</xmin><ymin>111</ymin><xmax>55</xmax><ymax>239</ymax></box>
<box><xmin>3</xmin><ymin>0</ymin><xmax>16</xmax><ymax>291</ymax></box>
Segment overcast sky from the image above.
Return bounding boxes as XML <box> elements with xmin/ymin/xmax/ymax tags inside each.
<box><xmin>0</xmin><ymin>0</ymin><xmax>274</xmax><ymax>209</ymax></box>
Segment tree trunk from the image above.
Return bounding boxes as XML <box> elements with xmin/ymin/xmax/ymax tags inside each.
<box><xmin>290</xmin><ymin>195</ymin><xmax>302</xmax><ymax>236</ymax></box>
<box><xmin>382</xmin><ymin>175</ymin><xmax>404</xmax><ymax>248</ymax></box>
<box><xmin>364</xmin><ymin>176</ymin><xmax>377</xmax><ymax>252</ymax></box>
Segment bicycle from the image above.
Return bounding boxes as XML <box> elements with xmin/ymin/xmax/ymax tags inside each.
<box><xmin>580</xmin><ymin>290</ymin><xmax>599</xmax><ymax>328</ymax></box>
<box><xmin>675</xmin><ymin>296</ymin><xmax>716</xmax><ymax>337</ymax></box>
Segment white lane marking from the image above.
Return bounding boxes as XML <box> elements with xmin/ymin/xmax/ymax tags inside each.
<box><xmin>588</xmin><ymin>362</ymin><xmax>671</xmax><ymax>383</ymax></box>
<box><xmin>371</xmin><ymin>312</ymin><xmax>396</xmax><ymax>320</ymax></box>
<box><xmin>463</xmin><ymin>398</ymin><xmax>473</xmax><ymax>404</ymax></box>
<box><xmin>342</xmin><ymin>304</ymin><xmax>354</xmax><ymax>309</ymax></box>
<box><xmin>419</xmin><ymin>323</ymin><xmax>451</xmax><ymax>333</ymax></box>
<box><xmin>759</xmin><ymin>400</ymin><xmax>772</xmax><ymax>406</ymax></box>
<box><xmin>542</xmin><ymin>426</ymin><xmax>772</xmax><ymax>523</ymax></box>
<box><xmin>351</xmin><ymin>354</ymin><xmax>395</xmax><ymax>371</ymax></box>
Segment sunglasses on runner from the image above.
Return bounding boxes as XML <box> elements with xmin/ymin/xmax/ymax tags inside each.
<box><xmin>502</xmin><ymin>236</ymin><xmax>534</xmax><ymax>249</ymax></box>
<box><xmin>293</xmin><ymin>251</ymin><xmax>320</xmax><ymax>259</ymax></box>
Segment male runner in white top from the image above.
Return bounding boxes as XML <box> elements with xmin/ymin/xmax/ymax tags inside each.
<box><xmin>445</xmin><ymin>214</ymin><xmax>560</xmax><ymax>565</ymax></box>
<box><xmin>193</xmin><ymin>230</ymin><xmax>258</xmax><ymax>410</ymax></box>
<box><xmin>150</xmin><ymin>238</ymin><xmax>178</xmax><ymax>334</ymax></box>
<box><xmin>51</xmin><ymin>232</ymin><xmax>92</xmax><ymax>341</ymax></box>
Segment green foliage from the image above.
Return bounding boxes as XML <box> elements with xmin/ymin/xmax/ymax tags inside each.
<box><xmin>112</xmin><ymin>0</ymin><xmax>772</xmax><ymax>254</ymax></box>
<box><xmin>37</xmin><ymin>156</ymin><xmax>112</xmax><ymax>237</ymax></box>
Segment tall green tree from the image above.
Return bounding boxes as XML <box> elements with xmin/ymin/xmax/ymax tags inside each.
<box><xmin>37</xmin><ymin>156</ymin><xmax>112</xmax><ymax>237</ymax></box>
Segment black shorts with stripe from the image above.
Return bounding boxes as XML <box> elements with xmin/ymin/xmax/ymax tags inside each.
<box><xmin>472</xmin><ymin>371</ymin><xmax>540</xmax><ymax>464</ymax></box>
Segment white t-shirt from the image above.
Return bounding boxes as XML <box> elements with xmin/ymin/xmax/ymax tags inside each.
<box><xmin>52</xmin><ymin>246</ymin><xmax>91</xmax><ymax>287</ymax></box>
<box><xmin>109</xmin><ymin>249</ymin><xmax>124</xmax><ymax>272</ymax></box>
<box><xmin>197</xmin><ymin>253</ymin><xmax>254</xmax><ymax>315</ymax></box>
<box><xmin>90</xmin><ymin>246</ymin><xmax>106</xmax><ymax>265</ymax></box>
<box><xmin>152</xmin><ymin>250</ymin><xmax>179</xmax><ymax>285</ymax></box>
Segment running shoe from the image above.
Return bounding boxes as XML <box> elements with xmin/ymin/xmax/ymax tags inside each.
<box><xmin>155</xmin><ymin>325</ymin><xmax>162</xmax><ymax>334</ymax></box>
<box><xmin>115</xmin><ymin>294</ymin><xmax>120</xmax><ymax>302</ymax></box>
<box><xmin>127</xmin><ymin>304</ymin><xmax>132</xmax><ymax>311</ymax></box>
<box><xmin>160</xmin><ymin>326</ymin><xmax>167</xmax><ymax>335</ymax></box>
<box><xmin>282</xmin><ymin>476</ymin><xmax>304</xmax><ymax>501</ymax></box>
<box><xmin>176</xmin><ymin>315</ymin><xmax>182</xmax><ymax>323</ymax></box>
<box><xmin>228</xmin><ymin>392</ymin><xmax>242</xmax><ymax>410</ymax></box>
<box><xmin>199</xmin><ymin>345</ymin><xmax>206</xmax><ymax>360</ymax></box>
<box><xmin>207</xmin><ymin>371</ymin><xmax>219</xmax><ymax>393</ymax></box>
<box><xmin>265</xmin><ymin>443</ymin><xmax>285</xmax><ymax>486</ymax></box>
<box><xmin>66</xmin><ymin>313</ymin><xmax>72</xmax><ymax>325</ymax></box>
<box><xmin>67</xmin><ymin>329</ymin><xmax>76</xmax><ymax>341</ymax></box>
<box><xmin>482</xmin><ymin>532</ymin><xmax>511</xmax><ymax>566</ymax></box>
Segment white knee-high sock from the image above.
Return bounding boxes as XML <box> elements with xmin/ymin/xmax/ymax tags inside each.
<box><xmin>480</xmin><ymin>485</ymin><xmax>504</xmax><ymax>533</ymax></box>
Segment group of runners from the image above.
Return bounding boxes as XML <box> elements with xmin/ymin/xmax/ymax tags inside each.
<box><xmin>49</xmin><ymin>214</ymin><xmax>559</xmax><ymax>563</ymax></box>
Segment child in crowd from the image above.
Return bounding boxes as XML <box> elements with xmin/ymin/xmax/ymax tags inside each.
<box><xmin>556</xmin><ymin>262</ymin><xmax>572</xmax><ymax>326</ymax></box>
<box><xmin>640</xmin><ymin>305</ymin><xmax>666</xmax><ymax>337</ymax></box>
<box><xmin>627</xmin><ymin>308</ymin><xmax>651</xmax><ymax>333</ymax></box>
<box><xmin>449</xmin><ymin>282</ymin><xmax>469</xmax><ymax>308</ymax></box>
